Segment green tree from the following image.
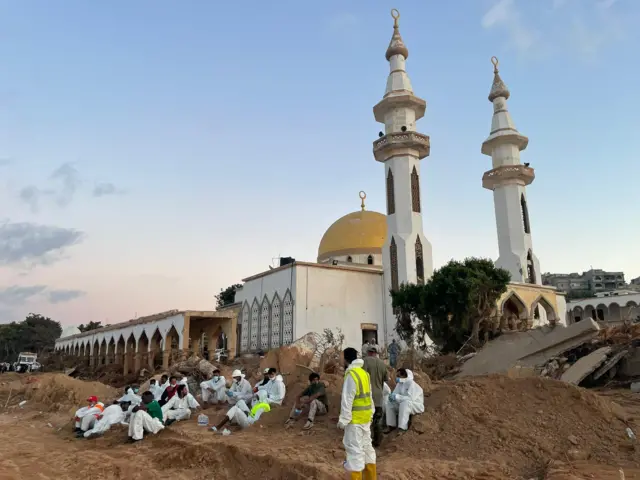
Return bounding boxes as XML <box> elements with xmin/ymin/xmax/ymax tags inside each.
<box><xmin>0</xmin><ymin>313</ymin><xmax>62</xmax><ymax>361</ymax></box>
<box><xmin>215</xmin><ymin>283</ymin><xmax>242</xmax><ymax>309</ymax></box>
<box><xmin>78</xmin><ymin>321</ymin><xmax>103</xmax><ymax>332</ymax></box>
<box><xmin>390</xmin><ymin>257</ymin><xmax>511</xmax><ymax>353</ymax></box>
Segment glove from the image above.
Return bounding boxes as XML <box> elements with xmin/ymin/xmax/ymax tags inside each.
<box><xmin>337</xmin><ymin>421</ymin><xmax>347</xmax><ymax>430</ymax></box>
<box><xmin>226</xmin><ymin>390</ymin><xmax>234</xmax><ymax>397</ymax></box>
<box><xmin>389</xmin><ymin>393</ymin><xmax>396</xmax><ymax>402</ymax></box>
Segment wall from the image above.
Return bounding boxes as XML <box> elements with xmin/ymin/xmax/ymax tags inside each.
<box><xmin>497</xmin><ymin>282</ymin><xmax>562</xmax><ymax>327</ymax></box>
<box><xmin>567</xmin><ymin>292</ymin><xmax>640</xmax><ymax>324</ymax></box>
<box><xmin>295</xmin><ymin>264</ymin><xmax>384</xmax><ymax>350</ymax></box>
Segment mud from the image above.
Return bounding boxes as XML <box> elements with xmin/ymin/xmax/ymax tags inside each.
<box><xmin>1</xmin><ymin>373</ymin><xmax>640</xmax><ymax>479</ymax></box>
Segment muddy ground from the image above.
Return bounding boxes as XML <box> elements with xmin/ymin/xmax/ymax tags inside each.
<box><xmin>1</xmin><ymin>373</ymin><xmax>640</xmax><ymax>479</ymax></box>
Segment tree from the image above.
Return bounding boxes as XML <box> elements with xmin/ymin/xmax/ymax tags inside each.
<box><xmin>78</xmin><ymin>321</ymin><xmax>103</xmax><ymax>332</ymax></box>
<box><xmin>390</xmin><ymin>257</ymin><xmax>511</xmax><ymax>353</ymax></box>
<box><xmin>215</xmin><ymin>283</ymin><xmax>242</xmax><ymax>309</ymax></box>
<box><xmin>0</xmin><ymin>313</ymin><xmax>62</xmax><ymax>361</ymax></box>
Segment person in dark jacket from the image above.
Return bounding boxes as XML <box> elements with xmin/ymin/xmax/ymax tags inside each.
<box><xmin>363</xmin><ymin>344</ymin><xmax>388</xmax><ymax>447</ymax></box>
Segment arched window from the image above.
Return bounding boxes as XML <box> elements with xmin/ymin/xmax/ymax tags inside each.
<box><xmin>521</xmin><ymin>194</ymin><xmax>531</xmax><ymax>234</ymax></box>
<box><xmin>527</xmin><ymin>250</ymin><xmax>536</xmax><ymax>284</ymax></box>
<box><xmin>386</xmin><ymin>168</ymin><xmax>395</xmax><ymax>215</ymax></box>
<box><xmin>411</xmin><ymin>166</ymin><xmax>421</xmax><ymax>213</ymax></box>
<box><xmin>390</xmin><ymin>237</ymin><xmax>399</xmax><ymax>291</ymax></box>
<box><xmin>415</xmin><ymin>236</ymin><xmax>424</xmax><ymax>284</ymax></box>
<box><xmin>347</xmin><ymin>256</ymin><xmax>353</xmax><ymax>263</ymax></box>
<box><xmin>367</xmin><ymin>255</ymin><xmax>374</xmax><ymax>265</ymax></box>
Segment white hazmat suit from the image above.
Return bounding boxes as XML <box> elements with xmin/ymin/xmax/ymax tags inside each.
<box><xmin>386</xmin><ymin>369</ymin><xmax>424</xmax><ymax>431</ymax></box>
<box><xmin>225</xmin><ymin>399</ymin><xmax>268</xmax><ymax>428</ymax></box>
<box><xmin>338</xmin><ymin>359</ymin><xmax>376</xmax><ymax>473</ymax></box>
<box><xmin>381</xmin><ymin>382</ymin><xmax>391</xmax><ymax>416</ymax></box>
<box><xmin>227</xmin><ymin>371</ymin><xmax>253</xmax><ymax>406</ymax></box>
<box><xmin>162</xmin><ymin>392</ymin><xmax>200</xmax><ymax>422</ymax></box>
<box><xmin>75</xmin><ymin>403</ymin><xmax>105</xmax><ymax>431</ymax></box>
<box><xmin>128</xmin><ymin>410</ymin><xmax>164</xmax><ymax>441</ymax></box>
<box><xmin>200</xmin><ymin>375</ymin><xmax>227</xmax><ymax>404</ymax></box>
<box><xmin>255</xmin><ymin>374</ymin><xmax>286</xmax><ymax>406</ymax></box>
<box><xmin>118</xmin><ymin>388</ymin><xmax>142</xmax><ymax>406</ymax></box>
<box><xmin>83</xmin><ymin>404</ymin><xmax>125</xmax><ymax>438</ymax></box>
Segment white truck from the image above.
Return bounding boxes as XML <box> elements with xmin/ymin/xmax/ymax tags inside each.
<box><xmin>13</xmin><ymin>352</ymin><xmax>41</xmax><ymax>373</ymax></box>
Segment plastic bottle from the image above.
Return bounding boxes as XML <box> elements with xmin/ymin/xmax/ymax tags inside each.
<box><xmin>197</xmin><ymin>414</ymin><xmax>209</xmax><ymax>426</ymax></box>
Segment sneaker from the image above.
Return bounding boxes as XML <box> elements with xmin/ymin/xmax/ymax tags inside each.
<box><xmin>383</xmin><ymin>426</ymin><xmax>396</xmax><ymax>434</ymax></box>
<box><xmin>302</xmin><ymin>420</ymin><xmax>313</xmax><ymax>430</ymax></box>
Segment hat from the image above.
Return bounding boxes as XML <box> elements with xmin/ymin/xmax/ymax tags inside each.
<box><xmin>87</xmin><ymin>396</ymin><xmax>98</xmax><ymax>403</ymax></box>
<box><xmin>263</xmin><ymin>368</ymin><xmax>270</xmax><ymax>374</ymax></box>
<box><xmin>367</xmin><ymin>345</ymin><xmax>378</xmax><ymax>353</ymax></box>
<box><xmin>232</xmin><ymin>369</ymin><xmax>243</xmax><ymax>378</ymax></box>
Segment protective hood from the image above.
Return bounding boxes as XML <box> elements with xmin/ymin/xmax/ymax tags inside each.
<box><xmin>231</xmin><ymin>369</ymin><xmax>245</xmax><ymax>378</ymax></box>
<box><xmin>179</xmin><ymin>378</ymin><xmax>188</xmax><ymax>385</ymax></box>
<box><xmin>405</xmin><ymin>369</ymin><xmax>415</xmax><ymax>382</ymax></box>
<box><xmin>348</xmin><ymin>358</ymin><xmax>365</xmax><ymax>370</ymax></box>
<box><xmin>274</xmin><ymin>374</ymin><xmax>283</xmax><ymax>383</ymax></box>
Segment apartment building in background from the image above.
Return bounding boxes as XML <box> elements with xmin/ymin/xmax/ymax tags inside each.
<box><xmin>542</xmin><ymin>269</ymin><xmax>626</xmax><ymax>296</ymax></box>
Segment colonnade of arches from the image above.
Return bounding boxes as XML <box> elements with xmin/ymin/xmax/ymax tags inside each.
<box><xmin>495</xmin><ymin>291</ymin><xmax>558</xmax><ymax>331</ymax></box>
<box><xmin>570</xmin><ymin>300</ymin><xmax>639</xmax><ymax>324</ymax></box>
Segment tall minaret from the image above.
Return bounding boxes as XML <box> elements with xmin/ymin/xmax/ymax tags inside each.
<box><xmin>481</xmin><ymin>56</ymin><xmax>541</xmax><ymax>284</ymax></box>
<box><xmin>374</xmin><ymin>9</ymin><xmax>433</xmax><ymax>342</ymax></box>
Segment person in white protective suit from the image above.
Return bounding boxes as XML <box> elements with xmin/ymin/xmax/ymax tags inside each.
<box><xmin>74</xmin><ymin>396</ymin><xmax>105</xmax><ymax>433</ymax></box>
<box><xmin>200</xmin><ymin>368</ymin><xmax>227</xmax><ymax>405</ymax></box>
<box><xmin>81</xmin><ymin>402</ymin><xmax>127</xmax><ymax>438</ymax></box>
<box><xmin>338</xmin><ymin>347</ymin><xmax>376</xmax><ymax>480</ymax></box>
<box><xmin>153</xmin><ymin>374</ymin><xmax>169</xmax><ymax>401</ymax></box>
<box><xmin>162</xmin><ymin>384</ymin><xmax>200</xmax><ymax>425</ymax></box>
<box><xmin>254</xmin><ymin>370</ymin><xmax>286</xmax><ymax>407</ymax></box>
<box><xmin>119</xmin><ymin>386</ymin><xmax>142</xmax><ymax>406</ymax></box>
<box><xmin>128</xmin><ymin>391</ymin><xmax>165</xmax><ymax>442</ymax></box>
<box><xmin>179</xmin><ymin>376</ymin><xmax>190</xmax><ymax>394</ymax></box>
<box><xmin>254</xmin><ymin>367</ymin><xmax>271</xmax><ymax>391</ymax></box>
<box><xmin>226</xmin><ymin>370</ymin><xmax>253</xmax><ymax>406</ymax></box>
<box><xmin>211</xmin><ymin>398</ymin><xmax>270</xmax><ymax>431</ymax></box>
<box><xmin>384</xmin><ymin>368</ymin><xmax>424</xmax><ymax>433</ymax></box>
<box><xmin>381</xmin><ymin>382</ymin><xmax>391</xmax><ymax>416</ymax></box>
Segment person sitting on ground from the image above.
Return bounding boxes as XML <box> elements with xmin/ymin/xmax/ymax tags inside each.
<box><xmin>385</xmin><ymin>368</ymin><xmax>424</xmax><ymax>434</ymax></box>
<box><xmin>226</xmin><ymin>370</ymin><xmax>253</xmax><ymax>406</ymax></box>
<box><xmin>254</xmin><ymin>368</ymin><xmax>285</xmax><ymax>407</ymax></box>
<box><xmin>211</xmin><ymin>398</ymin><xmax>270</xmax><ymax>432</ymax></box>
<box><xmin>119</xmin><ymin>385</ymin><xmax>142</xmax><ymax>406</ymax></box>
<box><xmin>200</xmin><ymin>368</ymin><xmax>227</xmax><ymax>405</ymax></box>
<box><xmin>127</xmin><ymin>391</ymin><xmax>165</xmax><ymax>442</ymax></box>
<box><xmin>153</xmin><ymin>375</ymin><xmax>169</xmax><ymax>401</ymax></box>
<box><xmin>74</xmin><ymin>396</ymin><xmax>105</xmax><ymax>433</ymax></box>
<box><xmin>162</xmin><ymin>384</ymin><xmax>199</xmax><ymax>425</ymax></box>
<box><xmin>159</xmin><ymin>376</ymin><xmax>179</xmax><ymax>406</ymax></box>
<box><xmin>179</xmin><ymin>376</ymin><xmax>190</xmax><ymax>394</ymax></box>
<box><xmin>81</xmin><ymin>401</ymin><xmax>128</xmax><ymax>439</ymax></box>
<box><xmin>363</xmin><ymin>344</ymin><xmax>388</xmax><ymax>447</ymax></box>
<box><xmin>253</xmin><ymin>368</ymin><xmax>271</xmax><ymax>393</ymax></box>
<box><xmin>285</xmin><ymin>372</ymin><xmax>328</xmax><ymax>430</ymax></box>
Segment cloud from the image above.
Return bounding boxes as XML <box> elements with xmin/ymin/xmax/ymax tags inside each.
<box><xmin>0</xmin><ymin>222</ymin><xmax>84</xmax><ymax>267</ymax></box>
<box><xmin>92</xmin><ymin>182</ymin><xmax>126</xmax><ymax>197</ymax></box>
<box><xmin>47</xmin><ymin>289</ymin><xmax>86</xmax><ymax>304</ymax></box>
<box><xmin>481</xmin><ymin>0</ymin><xmax>540</xmax><ymax>55</ymax></box>
<box><xmin>0</xmin><ymin>285</ymin><xmax>46</xmax><ymax>306</ymax></box>
<box><xmin>18</xmin><ymin>185</ymin><xmax>55</xmax><ymax>213</ymax></box>
<box><xmin>50</xmin><ymin>162</ymin><xmax>81</xmax><ymax>207</ymax></box>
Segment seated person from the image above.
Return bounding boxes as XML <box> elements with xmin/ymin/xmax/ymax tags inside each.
<box><xmin>161</xmin><ymin>384</ymin><xmax>200</xmax><ymax>425</ymax></box>
<box><xmin>253</xmin><ymin>368</ymin><xmax>271</xmax><ymax>393</ymax></box>
<box><xmin>285</xmin><ymin>372</ymin><xmax>328</xmax><ymax>430</ymax></box>
<box><xmin>74</xmin><ymin>396</ymin><xmax>105</xmax><ymax>433</ymax></box>
<box><xmin>159</xmin><ymin>376</ymin><xmax>179</xmax><ymax>406</ymax></box>
<box><xmin>200</xmin><ymin>368</ymin><xmax>227</xmax><ymax>405</ymax></box>
<box><xmin>385</xmin><ymin>368</ymin><xmax>424</xmax><ymax>434</ymax></box>
<box><xmin>254</xmin><ymin>368</ymin><xmax>285</xmax><ymax>406</ymax></box>
<box><xmin>128</xmin><ymin>391</ymin><xmax>165</xmax><ymax>442</ymax></box>
<box><xmin>212</xmin><ymin>399</ymin><xmax>270</xmax><ymax>432</ymax></box>
<box><xmin>81</xmin><ymin>401</ymin><xmax>128</xmax><ymax>438</ymax></box>
<box><xmin>226</xmin><ymin>370</ymin><xmax>253</xmax><ymax>406</ymax></box>
<box><xmin>119</xmin><ymin>386</ymin><xmax>142</xmax><ymax>406</ymax></box>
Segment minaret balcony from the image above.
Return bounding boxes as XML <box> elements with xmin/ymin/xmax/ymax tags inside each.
<box><xmin>373</xmin><ymin>131</ymin><xmax>430</xmax><ymax>162</ymax></box>
<box><xmin>373</xmin><ymin>93</ymin><xmax>426</xmax><ymax>123</ymax></box>
<box><xmin>482</xmin><ymin>165</ymin><xmax>535</xmax><ymax>190</ymax></box>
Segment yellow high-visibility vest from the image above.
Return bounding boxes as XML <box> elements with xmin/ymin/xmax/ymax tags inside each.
<box><xmin>345</xmin><ymin>366</ymin><xmax>373</xmax><ymax>424</ymax></box>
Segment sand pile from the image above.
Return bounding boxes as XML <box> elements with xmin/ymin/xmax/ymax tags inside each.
<box><xmin>395</xmin><ymin>375</ymin><xmax>639</xmax><ymax>477</ymax></box>
<box><xmin>25</xmin><ymin>373</ymin><xmax>119</xmax><ymax>413</ymax></box>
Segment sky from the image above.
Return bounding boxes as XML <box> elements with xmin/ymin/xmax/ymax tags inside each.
<box><xmin>0</xmin><ymin>0</ymin><xmax>638</xmax><ymax>326</ymax></box>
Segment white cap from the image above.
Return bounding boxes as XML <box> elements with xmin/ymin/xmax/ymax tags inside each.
<box><xmin>263</xmin><ymin>368</ymin><xmax>270</xmax><ymax>374</ymax></box>
<box><xmin>232</xmin><ymin>369</ymin><xmax>243</xmax><ymax>378</ymax></box>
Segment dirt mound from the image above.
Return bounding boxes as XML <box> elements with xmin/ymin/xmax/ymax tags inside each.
<box><xmin>25</xmin><ymin>373</ymin><xmax>119</xmax><ymax>413</ymax></box>
<box><xmin>395</xmin><ymin>375</ymin><xmax>639</xmax><ymax>477</ymax></box>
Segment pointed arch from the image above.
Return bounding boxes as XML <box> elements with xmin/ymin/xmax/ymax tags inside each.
<box><xmin>415</xmin><ymin>235</ymin><xmax>424</xmax><ymax>285</ymax></box>
<box><xmin>500</xmin><ymin>291</ymin><xmax>528</xmax><ymax>319</ymax></box>
<box><xmin>386</xmin><ymin>168</ymin><xmax>395</xmax><ymax>215</ymax></box>
<box><xmin>282</xmin><ymin>289</ymin><xmax>294</xmax><ymax>345</ymax></box>
<box><xmin>124</xmin><ymin>333</ymin><xmax>136</xmax><ymax>374</ymax></box>
<box><xmin>106</xmin><ymin>337</ymin><xmax>115</xmax><ymax>364</ymax></box>
<box><xmin>346</xmin><ymin>256</ymin><xmax>353</xmax><ymax>263</ymax></box>
<box><xmin>137</xmin><ymin>330</ymin><xmax>150</xmax><ymax>372</ymax></box>
<box><xmin>93</xmin><ymin>339</ymin><xmax>100</xmax><ymax>358</ymax></box>
<box><xmin>270</xmin><ymin>293</ymin><xmax>282</xmax><ymax>349</ymax></box>
<box><xmin>411</xmin><ymin>165</ymin><xmax>421</xmax><ymax>213</ymax></box>
<box><xmin>250</xmin><ymin>298</ymin><xmax>260</xmax><ymax>351</ymax></box>
<box><xmin>240</xmin><ymin>301</ymin><xmax>250</xmax><ymax>353</ymax></box>
<box><xmin>521</xmin><ymin>193</ymin><xmax>531</xmax><ymax>234</ymax></box>
<box><xmin>531</xmin><ymin>294</ymin><xmax>558</xmax><ymax>324</ymax></box>
<box><xmin>526</xmin><ymin>250</ymin><xmax>536</xmax><ymax>284</ymax></box>
<box><xmin>99</xmin><ymin>338</ymin><xmax>107</xmax><ymax>365</ymax></box>
<box><xmin>367</xmin><ymin>255</ymin><xmax>374</xmax><ymax>265</ymax></box>
<box><xmin>149</xmin><ymin>327</ymin><xmax>163</xmax><ymax>369</ymax></box>
<box><xmin>260</xmin><ymin>295</ymin><xmax>270</xmax><ymax>350</ymax></box>
<box><xmin>390</xmin><ymin>236</ymin><xmax>399</xmax><ymax>291</ymax></box>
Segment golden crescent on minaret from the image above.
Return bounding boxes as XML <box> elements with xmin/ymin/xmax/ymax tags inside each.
<box><xmin>491</xmin><ymin>56</ymin><xmax>499</xmax><ymax>73</ymax></box>
<box><xmin>391</xmin><ymin>8</ymin><xmax>400</xmax><ymax>27</ymax></box>
<box><xmin>359</xmin><ymin>191</ymin><xmax>367</xmax><ymax>211</ymax></box>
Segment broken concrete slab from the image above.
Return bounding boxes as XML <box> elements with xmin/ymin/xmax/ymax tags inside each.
<box><xmin>458</xmin><ymin>319</ymin><xmax>600</xmax><ymax>378</ymax></box>
<box><xmin>592</xmin><ymin>349</ymin><xmax>628</xmax><ymax>381</ymax></box>
<box><xmin>561</xmin><ymin>347</ymin><xmax>612</xmax><ymax>385</ymax></box>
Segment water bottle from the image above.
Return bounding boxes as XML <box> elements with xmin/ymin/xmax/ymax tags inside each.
<box><xmin>197</xmin><ymin>414</ymin><xmax>209</xmax><ymax>426</ymax></box>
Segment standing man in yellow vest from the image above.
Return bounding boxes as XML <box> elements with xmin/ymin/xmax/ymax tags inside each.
<box><xmin>338</xmin><ymin>347</ymin><xmax>376</xmax><ymax>480</ymax></box>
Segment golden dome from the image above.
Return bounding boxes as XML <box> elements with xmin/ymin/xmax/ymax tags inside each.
<box><xmin>317</xmin><ymin>192</ymin><xmax>387</xmax><ymax>262</ymax></box>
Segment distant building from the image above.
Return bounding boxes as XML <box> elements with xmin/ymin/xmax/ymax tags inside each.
<box><xmin>542</xmin><ymin>269</ymin><xmax>626</xmax><ymax>295</ymax></box>
<box><xmin>631</xmin><ymin>276</ymin><xmax>640</xmax><ymax>286</ymax></box>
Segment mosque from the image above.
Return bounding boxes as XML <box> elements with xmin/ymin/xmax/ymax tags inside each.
<box><xmin>54</xmin><ymin>10</ymin><xmax>565</xmax><ymax>369</ymax></box>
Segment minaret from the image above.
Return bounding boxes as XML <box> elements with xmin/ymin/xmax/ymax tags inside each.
<box><xmin>374</xmin><ymin>9</ymin><xmax>433</xmax><ymax>342</ymax></box>
<box><xmin>481</xmin><ymin>56</ymin><xmax>541</xmax><ymax>284</ymax></box>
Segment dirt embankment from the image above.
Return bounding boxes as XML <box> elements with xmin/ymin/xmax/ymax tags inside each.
<box><xmin>2</xmin><ymin>372</ymin><xmax>640</xmax><ymax>479</ymax></box>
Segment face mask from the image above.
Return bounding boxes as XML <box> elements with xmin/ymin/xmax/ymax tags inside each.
<box><xmin>213</xmin><ymin>376</ymin><xmax>219</xmax><ymax>381</ymax></box>
<box><xmin>234</xmin><ymin>378</ymin><xmax>241</xmax><ymax>383</ymax></box>
<box><xmin>399</xmin><ymin>378</ymin><xmax>407</xmax><ymax>383</ymax></box>
<box><xmin>395</xmin><ymin>377</ymin><xmax>400</xmax><ymax>384</ymax></box>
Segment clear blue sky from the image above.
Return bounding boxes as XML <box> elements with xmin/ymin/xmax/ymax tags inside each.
<box><xmin>0</xmin><ymin>0</ymin><xmax>638</xmax><ymax>325</ymax></box>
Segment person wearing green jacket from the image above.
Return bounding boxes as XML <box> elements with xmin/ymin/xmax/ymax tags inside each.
<box><xmin>127</xmin><ymin>391</ymin><xmax>165</xmax><ymax>442</ymax></box>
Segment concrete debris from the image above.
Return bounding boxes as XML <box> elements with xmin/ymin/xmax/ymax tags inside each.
<box><xmin>592</xmin><ymin>349</ymin><xmax>628</xmax><ymax>381</ymax></box>
<box><xmin>560</xmin><ymin>347</ymin><xmax>612</xmax><ymax>385</ymax></box>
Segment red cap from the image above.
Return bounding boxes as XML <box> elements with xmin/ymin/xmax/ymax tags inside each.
<box><xmin>87</xmin><ymin>396</ymin><xmax>98</xmax><ymax>403</ymax></box>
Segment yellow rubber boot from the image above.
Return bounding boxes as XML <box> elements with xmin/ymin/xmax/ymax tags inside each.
<box><xmin>349</xmin><ymin>471</ymin><xmax>363</xmax><ymax>480</ymax></box>
<box><xmin>363</xmin><ymin>464</ymin><xmax>377</xmax><ymax>480</ymax></box>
